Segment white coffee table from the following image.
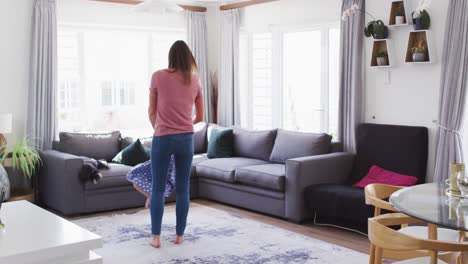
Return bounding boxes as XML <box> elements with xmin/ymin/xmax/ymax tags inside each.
<box><xmin>0</xmin><ymin>200</ymin><xmax>103</xmax><ymax>264</ymax></box>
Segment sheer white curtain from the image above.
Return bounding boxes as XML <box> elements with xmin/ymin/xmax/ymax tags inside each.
<box><xmin>28</xmin><ymin>0</ymin><xmax>58</xmax><ymax>150</ymax></box>
<box><xmin>218</xmin><ymin>9</ymin><xmax>240</xmax><ymax>126</ymax></box>
<box><xmin>187</xmin><ymin>11</ymin><xmax>211</xmax><ymax>122</ymax></box>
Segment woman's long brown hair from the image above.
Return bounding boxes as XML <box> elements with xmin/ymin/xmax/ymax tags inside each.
<box><xmin>168</xmin><ymin>40</ymin><xmax>199</xmax><ymax>84</ymax></box>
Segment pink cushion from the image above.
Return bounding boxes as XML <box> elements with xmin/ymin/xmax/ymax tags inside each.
<box><xmin>353</xmin><ymin>165</ymin><xmax>418</xmax><ymax>188</ymax></box>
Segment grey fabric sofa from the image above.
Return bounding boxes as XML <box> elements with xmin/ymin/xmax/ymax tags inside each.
<box><xmin>39</xmin><ymin>124</ymin><xmax>347</xmax><ymax>223</ymax></box>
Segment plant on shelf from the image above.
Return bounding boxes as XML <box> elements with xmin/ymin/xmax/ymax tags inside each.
<box><xmin>0</xmin><ymin>137</ymin><xmax>42</xmax><ymax>179</ymax></box>
<box><xmin>395</xmin><ymin>4</ymin><xmax>406</xmax><ymax>25</ymax></box>
<box><xmin>410</xmin><ymin>45</ymin><xmax>426</xmax><ymax>62</ymax></box>
<box><xmin>412</xmin><ymin>0</ymin><xmax>431</xmax><ymax>30</ymax></box>
<box><xmin>341</xmin><ymin>4</ymin><xmax>388</xmax><ymax>39</ymax></box>
<box><xmin>376</xmin><ymin>51</ymin><xmax>389</xmax><ymax>66</ymax></box>
<box><xmin>364</xmin><ymin>20</ymin><xmax>389</xmax><ymax>39</ymax></box>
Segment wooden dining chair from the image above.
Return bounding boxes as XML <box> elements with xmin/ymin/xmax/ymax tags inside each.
<box><xmin>365</xmin><ymin>184</ymin><xmax>460</xmax><ymax>263</ymax></box>
<box><xmin>369</xmin><ymin>213</ymin><xmax>468</xmax><ymax>264</ymax></box>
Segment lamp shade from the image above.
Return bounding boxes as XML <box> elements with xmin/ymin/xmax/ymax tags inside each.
<box><xmin>0</xmin><ymin>114</ymin><xmax>12</xmax><ymax>134</ymax></box>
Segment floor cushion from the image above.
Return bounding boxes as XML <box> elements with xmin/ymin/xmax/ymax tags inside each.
<box><xmin>196</xmin><ymin>157</ymin><xmax>268</xmax><ymax>183</ymax></box>
<box><xmin>85</xmin><ymin>163</ymin><xmax>133</xmax><ymax>190</ymax></box>
<box><xmin>235</xmin><ymin>164</ymin><xmax>286</xmax><ymax>192</ymax></box>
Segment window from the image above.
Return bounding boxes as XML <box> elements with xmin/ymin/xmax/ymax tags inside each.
<box><xmin>100</xmin><ymin>81</ymin><xmax>136</xmax><ymax>107</ymax></box>
<box><xmin>239</xmin><ymin>25</ymin><xmax>340</xmax><ymax>137</ymax></box>
<box><xmin>239</xmin><ymin>33</ymin><xmax>273</xmax><ymax>130</ymax></box>
<box><xmin>57</xmin><ymin>25</ymin><xmax>185</xmax><ymax>137</ymax></box>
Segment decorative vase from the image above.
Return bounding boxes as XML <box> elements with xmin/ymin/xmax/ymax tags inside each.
<box><xmin>412</xmin><ymin>52</ymin><xmax>426</xmax><ymax>62</ymax></box>
<box><xmin>395</xmin><ymin>16</ymin><xmax>405</xmax><ymax>24</ymax></box>
<box><xmin>376</xmin><ymin>57</ymin><xmax>388</xmax><ymax>66</ymax></box>
<box><xmin>0</xmin><ymin>164</ymin><xmax>10</xmax><ymax>201</ymax></box>
<box><xmin>450</xmin><ymin>163</ymin><xmax>465</xmax><ymax>194</ymax></box>
<box><xmin>458</xmin><ymin>171</ymin><xmax>468</xmax><ymax>197</ymax></box>
<box><xmin>413</xmin><ymin>17</ymin><xmax>422</xmax><ymax>30</ymax></box>
<box><xmin>373</xmin><ymin>26</ymin><xmax>389</xmax><ymax>39</ymax></box>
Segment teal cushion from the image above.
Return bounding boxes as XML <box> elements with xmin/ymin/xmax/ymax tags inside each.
<box><xmin>112</xmin><ymin>139</ymin><xmax>150</xmax><ymax>166</ymax></box>
<box><xmin>207</xmin><ymin>128</ymin><xmax>234</xmax><ymax>159</ymax></box>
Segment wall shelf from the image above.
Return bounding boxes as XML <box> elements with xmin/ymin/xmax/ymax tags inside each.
<box><xmin>388</xmin><ymin>0</ymin><xmax>411</xmax><ymax>27</ymax></box>
<box><xmin>405</xmin><ymin>30</ymin><xmax>433</xmax><ymax>64</ymax></box>
<box><xmin>370</xmin><ymin>39</ymin><xmax>392</xmax><ymax>68</ymax></box>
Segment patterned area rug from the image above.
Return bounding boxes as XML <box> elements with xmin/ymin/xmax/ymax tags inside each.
<box><xmin>73</xmin><ymin>204</ymin><xmax>367</xmax><ymax>264</ymax></box>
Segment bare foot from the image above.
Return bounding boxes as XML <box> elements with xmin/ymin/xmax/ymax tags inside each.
<box><xmin>175</xmin><ymin>235</ymin><xmax>184</xmax><ymax>245</ymax></box>
<box><xmin>150</xmin><ymin>235</ymin><xmax>161</xmax><ymax>248</ymax></box>
<box><xmin>145</xmin><ymin>197</ymin><xmax>150</xmax><ymax>209</ymax></box>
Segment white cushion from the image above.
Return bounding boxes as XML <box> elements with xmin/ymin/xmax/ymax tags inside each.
<box><xmin>398</xmin><ymin>226</ymin><xmax>459</xmax><ymax>242</ymax></box>
<box><xmin>395</xmin><ymin>257</ymin><xmax>447</xmax><ymax>264</ymax></box>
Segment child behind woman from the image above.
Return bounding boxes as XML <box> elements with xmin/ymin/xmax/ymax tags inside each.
<box><xmin>127</xmin><ymin>155</ymin><xmax>176</xmax><ymax>208</ymax></box>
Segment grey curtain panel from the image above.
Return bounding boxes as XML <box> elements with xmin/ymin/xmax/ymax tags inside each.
<box><xmin>434</xmin><ymin>0</ymin><xmax>468</xmax><ymax>182</ymax></box>
<box><xmin>218</xmin><ymin>9</ymin><xmax>240</xmax><ymax>127</ymax></box>
<box><xmin>338</xmin><ymin>0</ymin><xmax>365</xmax><ymax>153</ymax></box>
<box><xmin>28</xmin><ymin>0</ymin><xmax>58</xmax><ymax>150</ymax></box>
<box><xmin>187</xmin><ymin>11</ymin><xmax>212</xmax><ymax>122</ymax></box>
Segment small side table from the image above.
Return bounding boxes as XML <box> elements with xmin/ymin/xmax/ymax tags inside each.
<box><xmin>3</xmin><ymin>158</ymin><xmax>35</xmax><ymax>202</ymax></box>
<box><xmin>8</xmin><ymin>188</ymin><xmax>34</xmax><ymax>202</ymax></box>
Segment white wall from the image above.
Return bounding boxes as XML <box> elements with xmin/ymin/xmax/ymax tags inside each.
<box><xmin>0</xmin><ymin>0</ymin><xmax>33</xmax><ymax>144</ymax></box>
<box><xmin>365</xmin><ymin>0</ymin><xmax>448</xmax><ymax>182</ymax></box>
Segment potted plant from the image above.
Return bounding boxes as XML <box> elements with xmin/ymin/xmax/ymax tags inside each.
<box><xmin>0</xmin><ymin>138</ymin><xmax>41</xmax><ymax>201</ymax></box>
<box><xmin>341</xmin><ymin>5</ymin><xmax>388</xmax><ymax>39</ymax></box>
<box><xmin>376</xmin><ymin>51</ymin><xmax>389</xmax><ymax>66</ymax></box>
<box><xmin>412</xmin><ymin>0</ymin><xmax>431</xmax><ymax>30</ymax></box>
<box><xmin>411</xmin><ymin>47</ymin><xmax>426</xmax><ymax>62</ymax></box>
<box><xmin>395</xmin><ymin>5</ymin><xmax>406</xmax><ymax>25</ymax></box>
<box><xmin>364</xmin><ymin>20</ymin><xmax>389</xmax><ymax>39</ymax></box>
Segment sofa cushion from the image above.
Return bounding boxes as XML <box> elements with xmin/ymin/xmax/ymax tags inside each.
<box><xmin>85</xmin><ymin>163</ymin><xmax>132</xmax><ymax>190</ymax></box>
<box><xmin>191</xmin><ymin>154</ymin><xmax>209</xmax><ymax>178</ymax></box>
<box><xmin>112</xmin><ymin>139</ymin><xmax>150</xmax><ymax>166</ymax></box>
<box><xmin>194</xmin><ymin>122</ymin><xmax>208</xmax><ymax>154</ymax></box>
<box><xmin>270</xmin><ymin>129</ymin><xmax>332</xmax><ymax>164</ymax></box>
<box><xmin>233</xmin><ymin>128</ymin><xmax>277</xmax><ymax>161</ymax></box>
<box><xmin>235</xmin><ymin>164</ymin><xmax>286</xmax><ymax>192</ymax></box>
<box><xmin>196</xmin><ymin>157</ymin><xmax>269</xmax><ymax>183</ymax></box>
<box><xmin>59</xmin><ymin>131</ymin><xmax>121</xmax><ymax>161</ymax></box>
<box><xmin>207</xmin><ymin>128</ymin><xmax>234</xmax><ymax>159</ymax></box>
<box><xmin>304</xmin><ymin>184</ymin><xmax>374</xmax><ymax>227</ymax></box>
<box><xmin>353</xmin><ymin>165</ymin><xmax>418</xmax><ymax>188</ymax></box>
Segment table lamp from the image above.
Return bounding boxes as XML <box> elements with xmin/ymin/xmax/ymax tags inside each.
<box><xmin>0</xmin><ymin>114</ymin><xmax>12</xmax><ymax>148</ymax></box>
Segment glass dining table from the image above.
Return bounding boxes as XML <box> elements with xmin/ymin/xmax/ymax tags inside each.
<box><xmin>390</xmin><ymin>183</ymin><xmax>468</xmax><ymax>232</ymax></box>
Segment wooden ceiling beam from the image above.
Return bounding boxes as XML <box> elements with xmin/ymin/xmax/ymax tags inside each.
<box><xmin>220</xmin><ymin>0</ymin><xmax>278</xmax><ymax>10</ymax></box>
<box><xmin>90</xmin><ymin>0</ymin><xmax>207</xmax><ymax>12</ymax></box>
<box><xmin>178</xmin><ymin>4</ymin><xmax>207</xmax><ymax>12</ymax></box>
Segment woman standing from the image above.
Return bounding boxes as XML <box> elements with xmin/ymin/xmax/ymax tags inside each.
<box><xmin>148</xmin><ymin>40</ymin><xmax>204</xmax><ymax>248</ymax></box>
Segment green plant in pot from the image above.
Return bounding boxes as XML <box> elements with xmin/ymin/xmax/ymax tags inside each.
<box><xmin>0</xmin><ymin>138</ymin><xmax>41</xmax><ymax>199</ymax></box>
<box><xmin>395</xmin><ymin>4</ymin><xmax>406</xmax><ymax>24</ymax></box>
<box><xmin>364</xmin><ymin>20</ymin><xmax>389</xmax><ymax>39</ymax></box>
<box><xmin>376</xmin><ymin>51</ymin><xmax>389</xmax><ymax>66</ymax></box>
<box><xmin>411</xmin><ymin>47</ymin><xmax>426</xmax><ymax>62</ymax></box>
<box><xmin>412</xmin><ymin>0</ymin><xmax>431</xmax><ymax>30</ymax></box>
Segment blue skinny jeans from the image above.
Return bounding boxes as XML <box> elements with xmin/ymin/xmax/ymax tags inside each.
<box><xmin>150</xmin><ymin>132</ymin><xmax>194</xmax><ymax>236</ymax></box>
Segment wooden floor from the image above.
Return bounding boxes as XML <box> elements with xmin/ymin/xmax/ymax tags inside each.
<box><xmin>70</xmin><ymin>199</ymin><xmax>370</xmax><ymax>255</ymax></box>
